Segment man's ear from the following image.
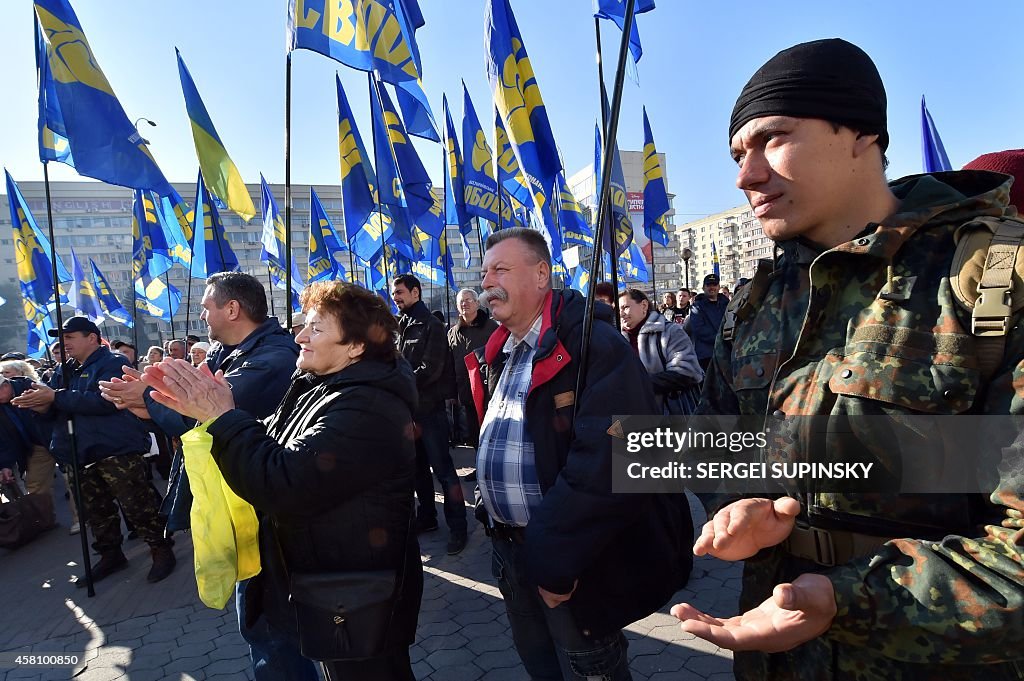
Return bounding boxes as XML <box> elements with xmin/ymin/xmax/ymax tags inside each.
<box><xmin>853</xmin><ymin>132</ymin><xmax>880</xmax><ymax>158</ymax></box>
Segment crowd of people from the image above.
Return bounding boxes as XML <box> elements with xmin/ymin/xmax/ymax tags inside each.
<box><xmin>2</xmin><ymin>36</ymin><xmax>1023</xmax><ymax>681</ymax></box>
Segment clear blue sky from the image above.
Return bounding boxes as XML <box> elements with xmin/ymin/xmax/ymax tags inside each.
<box><xmin>3</xmin><ymin>0</ymin><xmax>1022</xmax><ymax>218</ymax></box>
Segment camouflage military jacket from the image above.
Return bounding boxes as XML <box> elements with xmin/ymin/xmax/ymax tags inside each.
<box><xmin>701</xmin><ymin>171</ymin><xmax>1024</xmax><ymax>680</ymax></box>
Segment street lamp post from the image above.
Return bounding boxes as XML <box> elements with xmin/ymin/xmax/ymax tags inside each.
<box><xmin>132</xmin><ymin>117</ymin><xmax>156</xmax><ymax>146</ymax></box>
<box><xmin>682</xmin><ymin>247</ymin><xmax>692</xmax><ymax>290</ymax></box>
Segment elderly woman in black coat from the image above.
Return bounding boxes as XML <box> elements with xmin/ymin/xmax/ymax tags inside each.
<box><xmin>145</xmin><ymin>282</ymin><xmax>422</xmax><ymax>681</ymax></box>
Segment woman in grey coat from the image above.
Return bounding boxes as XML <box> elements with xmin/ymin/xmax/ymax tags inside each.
<box><xmin>619</xmin><ymin>288</ymin><xmax>704</xmax><ymax>414</ymax></box>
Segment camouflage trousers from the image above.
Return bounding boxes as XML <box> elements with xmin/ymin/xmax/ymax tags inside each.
<box><xmin>71</xmin><ymin>454</ymin><xmax>166</xmax><ymax>554</ymax></box>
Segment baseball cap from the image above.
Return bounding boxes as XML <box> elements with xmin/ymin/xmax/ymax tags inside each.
<box><xmin>703</xmin><ymin>274</ymin><xmax>720</xmax><ymax>286</ymax></box>
<box><xmin>48</xmin><ymin>316</ymin><xmax>102</xmax><ymax>339</ymax></box>
<box><xmin>1</xmin><ymin>352</ymin><xmax>27</xmax><ymax>361</ymax></box>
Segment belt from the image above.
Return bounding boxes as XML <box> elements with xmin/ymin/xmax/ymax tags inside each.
<box><xmin>783</xmin><ymin>522</ymin><xmax>893</xmax><ymax>567</ymax></box>
<box><xmin>484</xmin><ymin>520</ymin><xmax>527</xmax><ymax>544</ymax></box>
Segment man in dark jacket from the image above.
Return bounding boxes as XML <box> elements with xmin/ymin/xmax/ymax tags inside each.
<box><xmin>468</xmin><ymin>229</ymin><xmax>692</xmax><ymax>681</ymax></box>
<box><xmin>448</xmin><ymin>288</ymin><xmax>499</xmax><ymax>448</ymax></box>
<box><xmin>100</xmin><ymin>272</ymin><xmax>308</xmax><ymax>681</ymax></box>
<box><xmin>0</xmin><ymin>376</ymin><xmax>48</xmax><ymax>505</ymax></box>
<box><xmin>393</xmin><ymin>274</ymin><xmax>468</xmax><ymax>555</ymax></box>
<box><xmin>685</xmin><ymin>274</ymin><xmax>730</xmax><ymax>370</ymax></box>
<box><xmin>13</xmin><ymin>317</ymin><xmax>174</xmax><ymax>584</ymax></box>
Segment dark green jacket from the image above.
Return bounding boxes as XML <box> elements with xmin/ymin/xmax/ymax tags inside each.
<box><xmin>700</xmin><ymin>170</ymin><xmax>1024</xmax><ymax>680</ymax></box>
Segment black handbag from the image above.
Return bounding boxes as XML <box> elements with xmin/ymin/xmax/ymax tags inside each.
<box><xmin>654</xmin><ymin>333</ymin><xmax>703</xmax><ymax>416</ymax></box>
<box><xmin>273</xmin><ymin>515</ymin><xmax>412</xmax><ymax>662</ymax></box>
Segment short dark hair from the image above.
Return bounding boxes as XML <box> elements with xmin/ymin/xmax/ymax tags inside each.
<box><xmin>393</xmin><ymin>274</ymin><xmax>422</xmax><ymax>296</ymax></box>
<box><xmin>300</xmin><ymin>282</ymin><xmax>399</xmax><ymax>363</ymax></box>
<box><xmin>621</xmin><ymin>288</ymin><xmax>649</xmax><ymax>305</ymax></box>
<box><xmin>207</xmin><ymin>272</ymin><xmax>269</xmax><ymax>322</ymax></box>
<box><xmin>678</xmin><ymin>287</ymin><xmax>691</xmax><ymax>295</ymax></box>
<box><xmin>594</xmin><ymin>282</ymin><xmax>616</xmax><ymax>300</ymax></box>
<box><xmin>485</xmin><ymin>228</ymin><xmax>551</xmax><ymax>267</ymax></box>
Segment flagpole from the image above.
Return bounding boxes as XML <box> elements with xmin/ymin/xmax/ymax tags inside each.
<box><xmin>266</xmin><ymin>266</ymin><xmax>277</xmax><ymax>316</ymax></box>
<box><xmin>576</xmin><ymin>0</ymin><xmax>636</xmax><ymax>415</ymax></box>
<box><xmin>131</xmin><ymin>275</ymin><xmax>140</xmax><ymax>353</ymax></box>
<box><xmin>161</xmin><ymin>270</ymin><xmax>174</xmax><ymax>339</ymax></box>
<box><xmin>650</xmin><ymin>239</ymin><xmax>658</xmax><ymax>303</ymax></box>
<box><xmin>183</xmin><ymin>210</ymin><xmax>197</xmax><ymax>343</ymax></box>
<box><xmin>42</xmin><ymin>158</ymin><xmax>94</xmax><ymax>596</ymax></box>
<box><xmin>441</xmin><ymin>135</ymin><xmax>452</xmax><ymax>327</ymax></box>
<box><xmin>368</xmin><ymin>73</ymin><xmax>392</xmax><ymax>295</ymax></box>
<box><xmin>284</xmin><ymin>53</ymin><xmax>294</xmax><ymax>329</ymax></box>
<box><xmin>594</xmin><ymin>16</ymin><xmax>621</xmax><ymax>326</ymax></box>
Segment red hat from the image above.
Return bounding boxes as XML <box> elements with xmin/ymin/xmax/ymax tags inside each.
<box><xmin>963</xmin><ymin>149</ymin><xmax>1024</xmax><ymax>211</ymax></box>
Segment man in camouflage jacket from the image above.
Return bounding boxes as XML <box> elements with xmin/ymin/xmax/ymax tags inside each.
<box><xmin>671</xmin><ymin>38</ymin><xmax>1024</xmax><ymax>680</ymax></box>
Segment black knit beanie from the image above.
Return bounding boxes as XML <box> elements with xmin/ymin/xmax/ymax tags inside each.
<box><xmin>729</xmin><ymin>38</ymin><xmax>888</xmax><ymax>152</ymax></box>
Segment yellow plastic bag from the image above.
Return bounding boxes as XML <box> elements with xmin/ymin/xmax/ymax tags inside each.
<box><xmin>181</xmin><ymin>420</ymin><xmax>261</xmax><ymax>608</ymax></box>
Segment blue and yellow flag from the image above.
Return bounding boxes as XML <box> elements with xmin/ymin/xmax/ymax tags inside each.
<box><xmin>371</xmin><ymin>78</ymin><xmax>435</xmax><ymax>233</ymax></box>
<box><xmin>177</xmin><ymin>49</ymin><xmax>256</xmax><ymax>221</ymax></box>
<box><xmin>135</xmin><ymin>271</ymin><xmax>181</xmax><ymax>323</ymax></box>
<box><xmin>260</xmin><ymin>175</ymin><xmax>305</xmax><ymax>299</ymax></box>
<box><xmin>6</xmin><ymin>170</ymin><xmax>71</xmax><ymax>309</ymax></box>
<box><xmin>396</xmin><ymin>78</ymin><xmax>440</xmax><ymax>143</ymax></box>
<box><xmin>152</xmin><ymin>188</ymin><xmax>194</xmax><ymax>269</ymax></box>
<box><xmin>461</xmin><ymin>85</ymin><xmax>510</xmax><ymax>225</ymax></box>
<box><xmin>569</xmin><ymin>264</ymin><xmax>591</xmax><ymax>296</ymax></box>
<box><xmin>443</xmin><ymin>96</ymin><xmax>473</xmax><ymax>267</ymax></box>
<box><xmin>35</xmin><ymin>25</ymin><xmax>72</xmax><ymax>165</ymax></box>
<box><xmin>485</xmin><ymin>0</ymin><xmax>562</xmax><ymax>225</ymax></box>
<box><xmin>90</xmin><ymin>259</ymin><xmax>132</xmax><ymax>328</ymax></box>
<box><xmin>711</xmin><ymin>240</ymin><xmax>720</xmax><ymax>277</ymax></box>
<box><xmin>190</xmin><ymin>171</ymin><xmax>240</xmax><ymax>278</ymax></box>
<box><xmin>24</xmin><ymin>297</ymin><xmax>55</xmax><ymax>359</ymax></box>
<box><xmin>558</xmin><ymin>172</ymin><xmax>594</xmax><ymax>248</ymax></box>
<box><xmin>619</xmin><ymin>241</ymin><xmax>649</xmax><ymax>282</ymax></box>
<box><xmin>289</xmin><ymin>0</ymin><xmax>423</xmax><ymax>86</ymax></box>
<box><xmin>68</xmin><ymin>248</ymin><xmax>104</xmax><ymax>323</ymax></box>
<box><xmin>132</xmin><ymin>189</ymin><xmax>174</xmax><ymax>280</ymax></box>
<box><xmin>493</xmin><ymin>109</ymin><xmax>533</xmax><ymax>210</ymax></box>
<box><xmin>595</xmin><ymin>120</ymin><xmax>634</xmax><ymax>257</ymax></box>
<box><xmin>336</xmin><ymin>75</ymin><xmax>380</xmax><ymax>261</ymax></box>
<box><xmin>33</xmin><ymin>0</ymin><xmax>172</xmax><ymax>194</ymax></box>
<box><xmin>309</xmin><ymin>187</ymin><xmax>349</xmax><ymax>283</ymax></box>
<box><xmin>411</xmin><ymin>227</ymin><xmax>455</xmax><ymax>288</ymax></box>
<box><xmin>642</xmin><ymin>107</ymin><xmax>670</xmax><ymax>247</ymax></box>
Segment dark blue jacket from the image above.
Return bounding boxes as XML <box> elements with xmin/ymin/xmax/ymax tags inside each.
<box><xmin>466</xmin><ymin>289</ymin><xmax>693</xmax><ymax>638</ymax></box>
<box><xmin>45</xmin><ymin>346</ymin><xmax>151</xmax><ymax>466</ymax></box>
<box><xmin>685</xmin><ymin>292</ymin><xmax>730</xmax><ymax>361</ymax></box>
<box><xmin>145</xmin><ymin>318</ymin><xmax>299</xmax><ymax>530</ymax></box>
<box><xmin>0</xmin><ymin>377</ymin><xmax>46</xmax><ymax>471</ymax></box>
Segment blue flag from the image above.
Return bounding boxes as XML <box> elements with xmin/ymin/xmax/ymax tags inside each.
<box><xmin>711</xmin><ymin>240</ymin><xmax>720</xmax><ymax>277</ymax></box>
<box><xmin>619</xmin><ymin>241</ymin><xmax>649</xmax><ymax>282</ymax></box>
<box><xmin>557</xmin><ymin>172</ymin><xmax>594</xmax><ymax>248</ymax></box>
<box><xmin>308</xmin><ymin>187</ymin><xmax>348</xmax><ymax>283</ymax></box>
<box><xmin>595</xmin><ymin>121</ymin><xmax>634</xmax><ymax>257</ymax></box>
<box><xmin>132</xmin><ymin>189</ymin><xmax>174</xmax><ymax>280</ymax></box>
<box><xmin>461</xmin><ymin>85</ymin><xmax>516</xmax><ymax>226</ymax></box>
<box><xmin>90</xmin><ymin>259</ymin><xmax>133</xmax><ymax>328</ymax></box>
<box><xmin>190</xmin><ymin>171</ymin><xmax>239</xmax><ymax>278</ymax></box>
<box><xmin>371</xmin><ymin>78</ymin><xmax>435</xmax><ymax>233</ymax></box>
<box><xmin>68</xmin><ymin>248</ymin><xmax>105</xmax><ymax>323</ymax></box>
<box><xmin>485</xmin><ymin>0</ymin><xmax>562</xmax><ymax>226</ymax></box>
<box><xmin>24</xmin><ymin>298</ymin><xmax>55</xmax><ymax>359</ymax></box>
<box><xmin>288</xmin><ymin>0</ymin><xmax>423</xmax><ymax>87</ymax></box>
<box><xmin>260</xmin><ymin>175</ymin><xmax>305</xmax><ymax>299</ymax></box>
<box><xmin>411</xmin><ymin>227</ymin><xmax>455</xmax><ymax>288</ymax></box>
<box><xmin>369</xmin><ymin>81</ymin><xmax>419</xmax><ymax>258</ymax></box>
<box><xmin>642</xmin><ymin>107</ymin><xmax>670</xmax><ymax>246</ymax></box>
<box><xmin>921</xmin><ymin>95</ymin><xmax>951</xmax><ymax>173</ymax></box>
<box><xmin>395</xmin><ymin>79</ymin><xmax>440</xmax><ymax>143</ymax></box>
<box><xmin>152</xmin><ymin>188</ymin><xmax>194</xmax><ymax>269</ymax></box>
<box><xmin>336</xmin><ymin>75</ymin><xmax>380</xmax><ymax>261</ymax></box>
<box><xmin>594</xmin><ymin>0</ymin><xmax>656</xmax><ymax>65</ymax></box>
<box><xmin>494</xmin><ymin>110</ymin><xmax>534</xmax><ymax>209</ymax></box>
<box><xmin>135</xmin><ymin>271</ymin><xmax>181</xmax><ymax>323</ymax></box>
<box><xmin>569</xmin><ymin>264</ymin><xmax>591</xmax><ymax>296</ymax></box>
<box><xmin>35</xmin><ymin>25</ymin><xmax>72</xmax><ymax>165</ymax></box>
<box><xmin>443</xmin><ymin>95</ymin><xmax>474</xmax><ymax>266</ymax></box>
<box><xmin>6</xmin><ymin>170</ymin><xmax>71</xmax><ymax>311</ymax></box>
<box><xmin>33</xmin><ymin>0</ymin><xmax>172</xmax><ymax>195</ymax></box>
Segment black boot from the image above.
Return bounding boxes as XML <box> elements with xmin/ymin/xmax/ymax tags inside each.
<box><xmin>147</xmin><ymin>543</ymin><xmax>176</xmax><ymax>583</ymax></box>
<box><xmin>76</xmin><ymin>550</ymin><xmax>127</xmax><ymax>588</ymax></box>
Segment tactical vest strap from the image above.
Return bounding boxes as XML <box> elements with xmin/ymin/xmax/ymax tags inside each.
<box><xmin>722</xmin><ymin>258</ymin><xmax>773</xmax><ymax>343</ymax></box>
<box><xmin>951</xmin><ymin>215</ymin><xmax>1024</xmax><ymax>380</ymax></box>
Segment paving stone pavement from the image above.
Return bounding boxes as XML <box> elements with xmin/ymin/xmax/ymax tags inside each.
<box><xmin>0</xmin><ymin>459</ymin><xmax>740</xmax><ymax>681</ymax></box>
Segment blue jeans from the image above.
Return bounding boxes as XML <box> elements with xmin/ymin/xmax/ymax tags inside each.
<box><xmin>414</xmin><ymin>405</ymin><xmax>467</xmax><ymax>535</ymax></box>
<box><xmin>490</xmin><ymin>537</ymin><xmax>632</xmax><ymax>681</ymax></box>
<box><xmin>236</xmin><ymin>579</ymin><xmax>320</xmax><ymax>681</ymax></box>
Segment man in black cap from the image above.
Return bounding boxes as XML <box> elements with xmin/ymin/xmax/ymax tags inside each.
<box><xmin>12</xmin><ymin>317</ymin><xmax>175</xmax><ymax>585</ymax></box>
<box><xmin>684</xmin><ymin>273</ymin><xmax>729</xmax><ymax>371</ymax></box>
<box><xmin>673</xmin><ymin>38</ymin><xmax>1024</xmax><ymax>680</ymax></box>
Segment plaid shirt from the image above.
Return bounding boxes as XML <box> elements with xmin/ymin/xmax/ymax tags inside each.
<box><xmin>476</xmin><ymin>315</ymin><xmax>544</xmax><ymax>527</ymax></box>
